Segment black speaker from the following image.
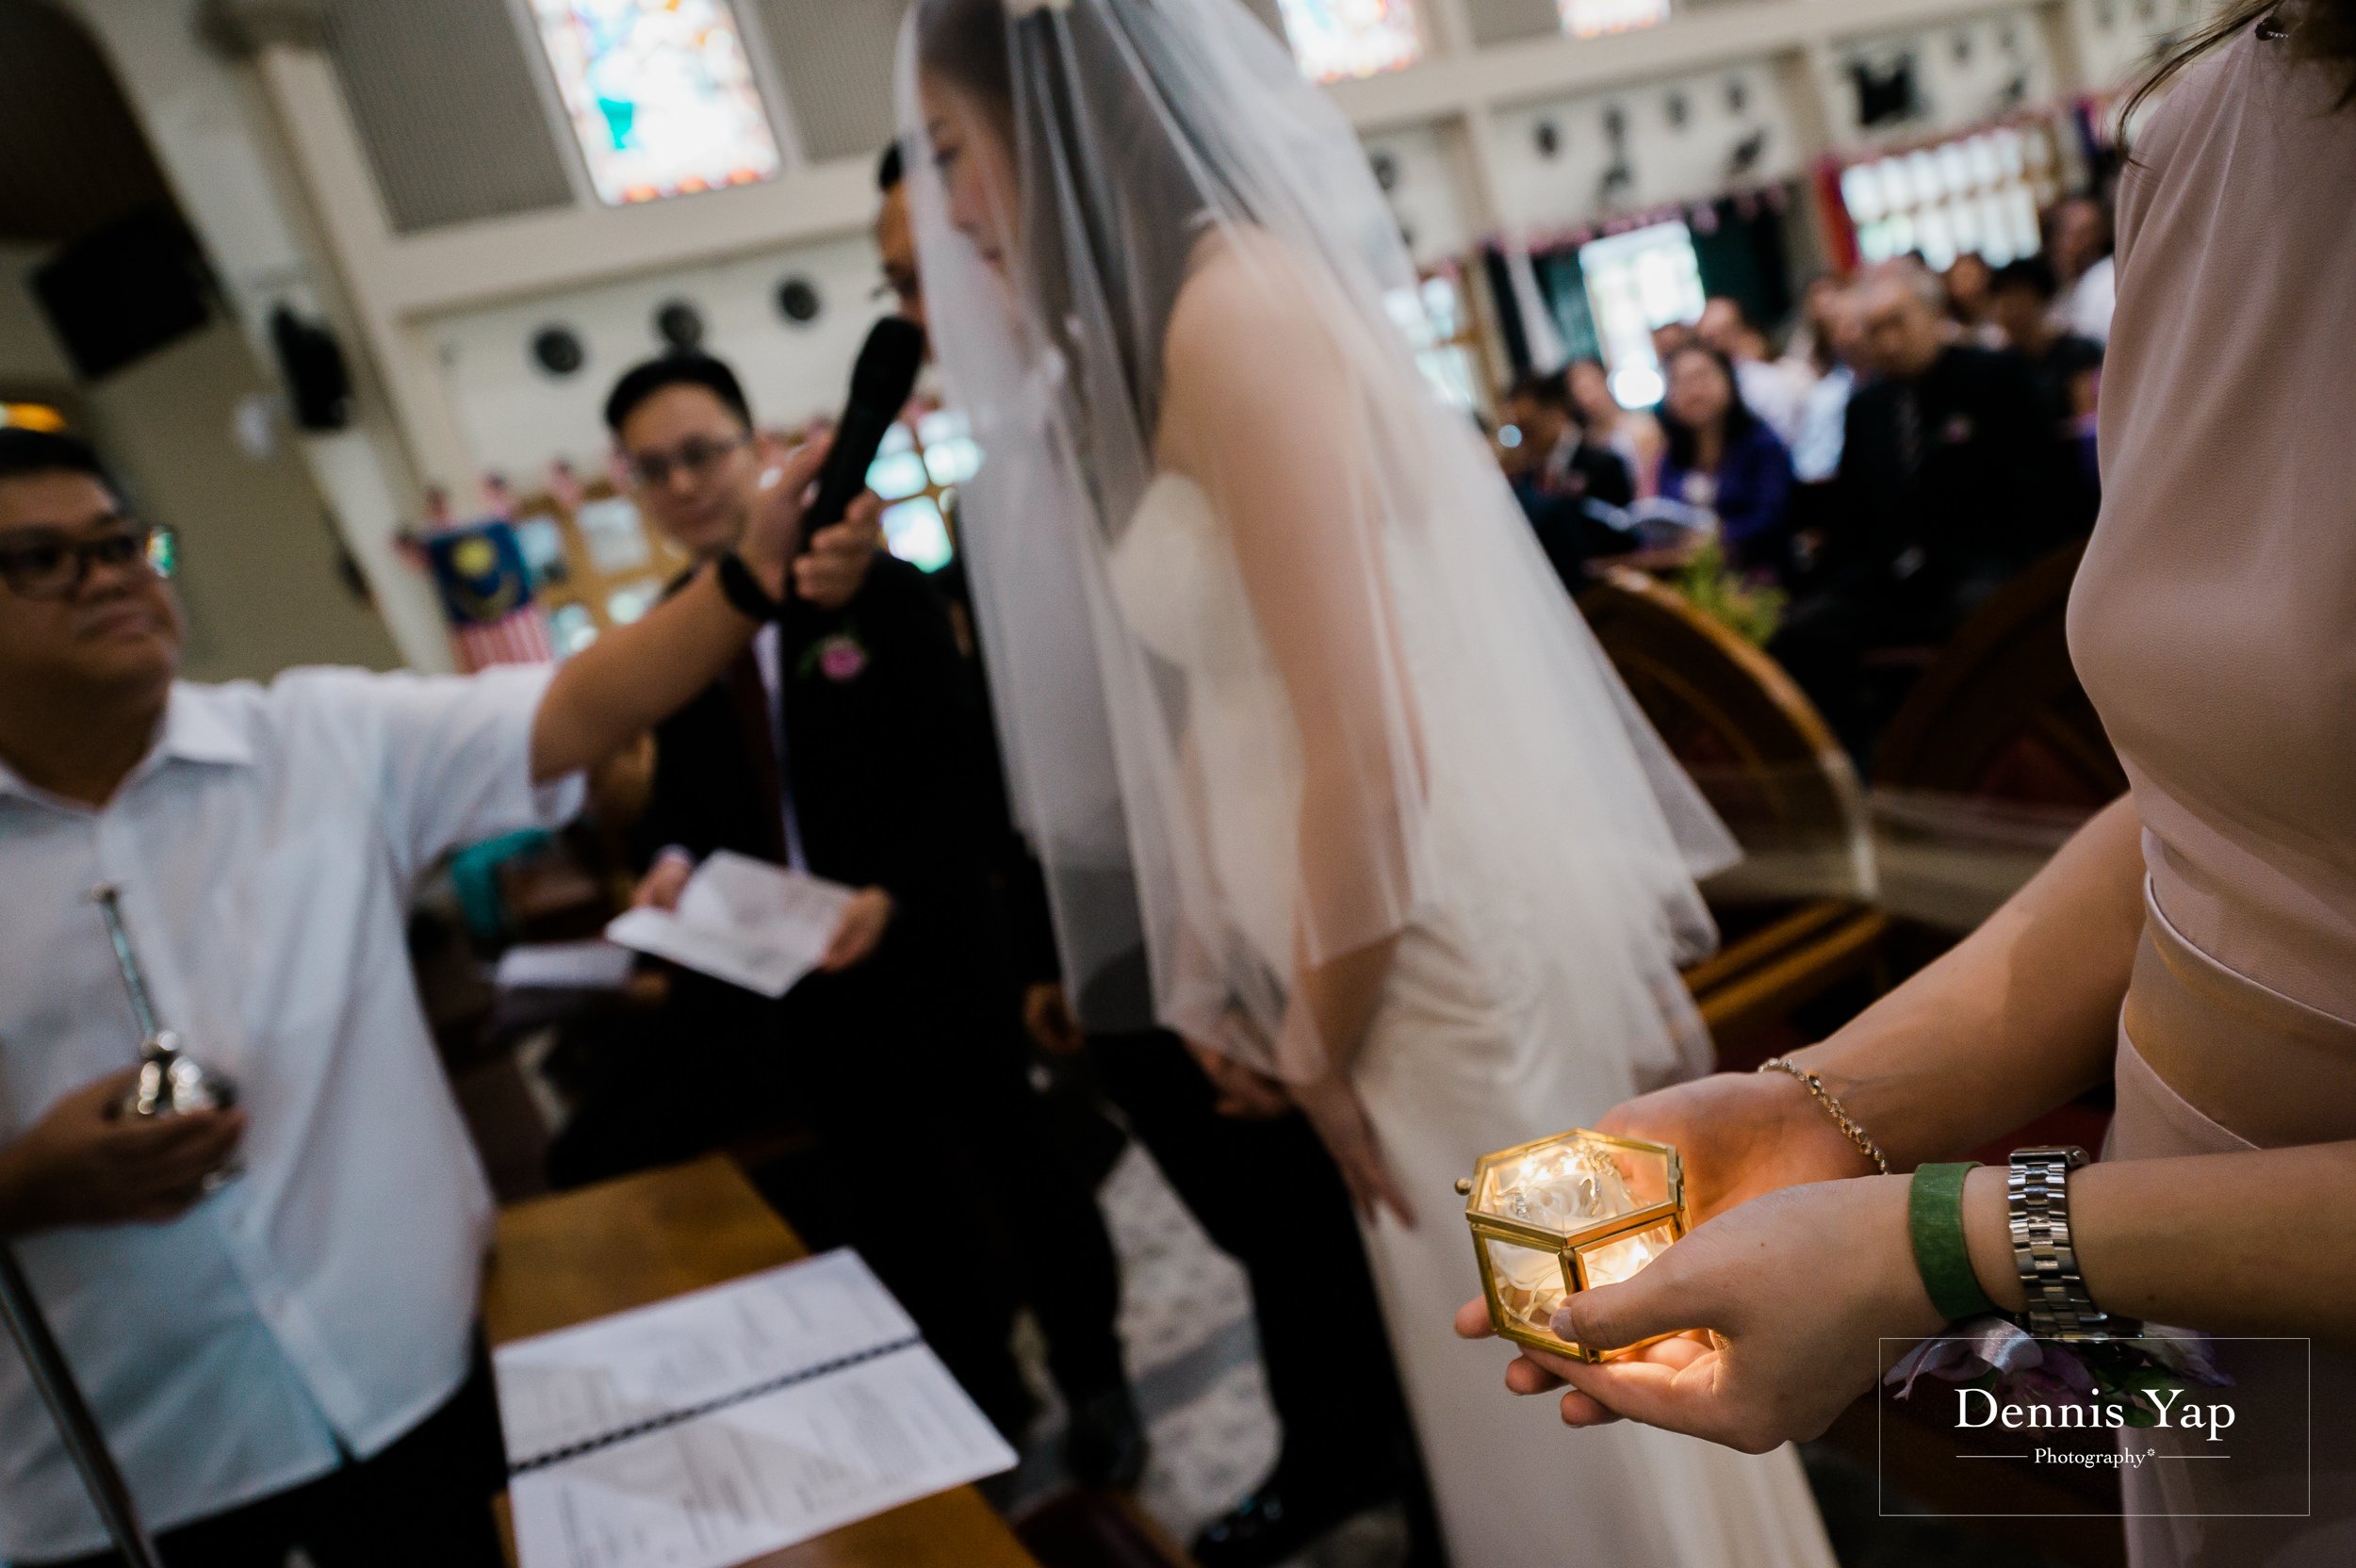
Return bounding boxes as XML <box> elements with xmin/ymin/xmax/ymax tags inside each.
<box><xmin>30</xmin><ymin>205</ymin><xmax>218</xmax><ymax>382</ymax></box>
<box><xmin>776</xmin><ymin>277</ymin><xmax>824</xmax><ymax>325</ymax></box>
<box><xmin>532</xmin><ymin>325</ymin><xmax>586</xmax><ymax>377</ymax></box>
<box><xmin>1850</xmin><ymin>57</ymin><xmax>1922</xmax><ymax>130</ymax></box>
<box><xmin>270</xmin><ymin>306</ymin><xmax>353</xmax><ymax>432</ymax></box>
<box><xmin>654</xmin><ymin>299</ymin><xmax>706</xmax><ymax>350</ymax></box>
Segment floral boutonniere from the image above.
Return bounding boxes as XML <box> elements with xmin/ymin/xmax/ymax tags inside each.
<box><xmin>799</xmin><ymin>628</ymin><xmax>871</xmax><ymax>684</ymax></box>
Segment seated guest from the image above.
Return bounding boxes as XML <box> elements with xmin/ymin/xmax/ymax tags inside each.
<box><xmin>1788</xmin><ymin>282</ymin><xmax>1865</xmax><ymax>486</ymax></box>
<box><xmin>1650</xmin><ymin>318</ymin><xmax>1696</xmax><ymax>368</ymax></box>
<box><xmin>1567</xmin><ymin>356</ymin><xmax>1664</xmax><ymax>500</ymax></box>
<box><xmin>1655</xmin><ymin>344</ymin><xmax>1796</xmax><ymax>572</ymax></box>
<box><xmin>1784</xmin><ymin>283</ymin><xmax>1869</xmax><ymax>586</ymax></box>
<box><xmin>552</xmin><ymin>352</ymin><xmax>1142</xmax><ymax>1476</ymax></box>
<box><xmin>2044</xmin><ymin>194</ymin><xmax>2118</xmax><ymax>344</ymax></box>
<box><xmin>1778</xmin><ymin>275</ymin><xmax>1845</xmax><ymax>384</ymax></box>
<box><xmin>1941</xmin><ymin>252</ymin><xmax>2005</xmax><ymax>347</ymax></box>
<box><xmin>1696</xmin><ymin>295</ymin><xmax>1811</xmax><ymax>446</ymax></box>
<box><xmin>0</xmin><ymin>425</ymin><xmax>868</xmax><ymax>1564</ymax></box>
<box><xmin>1989</xmin><ymin>256</ymin><xmax>2105</xmax><ymax>429</ymax></box>
<box><xmin>1500</xmin><ymin>369</ymin><xmax>1637</xmax><ymax>594</ymax></box>
<box><xmin>1991</xmin><ymin>255</ymin><xmax>2104</xmax><ymax>520</ymax></box>
<box><xmin>1840</xmin><ymin>261</ymin><xmax>2080</xmax><ymax>583</ymax></box>
<box><xmin>1502</xmin><ymin>370</ymin><xmax>1634</xmax><ymax>511</ymax></box>
<box><xmin>1771</xmin><ymin>261</ymin><xmax>2076</xmax><ymax>754</ymax></box>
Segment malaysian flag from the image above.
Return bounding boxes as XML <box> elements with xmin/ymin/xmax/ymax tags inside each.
<box><xmin>420</xmin><ymin>520</ymin><xmax>555</xmax><ymax>671</ymax></box>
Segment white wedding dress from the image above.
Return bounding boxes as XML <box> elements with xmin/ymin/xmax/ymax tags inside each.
<box><xmin>1108</xmin><ymin>471</ymin><xmax>1839</xmax><ymax>1568</ymax></box>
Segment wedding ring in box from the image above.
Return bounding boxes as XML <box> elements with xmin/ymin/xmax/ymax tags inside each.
<box><xmin>1457</xmin><ymin>1129</ymin><xmax>1687</xmax><ymax>1364</ymax></box>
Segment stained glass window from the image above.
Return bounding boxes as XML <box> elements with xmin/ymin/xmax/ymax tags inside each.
<box><xmin>918</xmin><ymin>409</ymin><xmax>985</xmax><ymax>487</ymax></box>
<box><xmin>1579</xmin><ymin>221</ymin><xmax>1706</xmax><ymax>410</ymax></box>
<box><xmin>528</xmin><ymin>0</ymin><xmax>782</xmax><ymax>206</ymax></box>
<box><xmin>1841</xmin><ymin>126</ymin><xmax>2058</xmax><ymax>272</ymax></box>
<box><xmin>866</xmin><ymin>413</ymin><xmax>976</xmax><ymax>574</ymax></box>
<box><xmin>1275</xmin><ymin>0</ymin><xmax>1424</xmax><ymax>84</ymax></box>
<box><xmin>1559</xmin><ymin>0</ymin><xmax>1671</xmax><ymax>40</ymax></box>
<box><xmin>881</xmin><ymin>498</ymin><xmax>956</xmax><ymax>574</ymax></box>
<box><xmin>1386</xmin><ymin>273</ymin><xmax>1483</xmax><ymax>411</ymax></box>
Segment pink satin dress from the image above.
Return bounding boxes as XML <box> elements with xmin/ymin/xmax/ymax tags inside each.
<box><xmin>2065</xmin><ymin>24</ymin><xmax>2356</xmax><ymax>1567</ymax></box>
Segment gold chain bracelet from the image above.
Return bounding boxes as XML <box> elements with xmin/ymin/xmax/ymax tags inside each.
<box><xmin>1757</xmin><ymin>1056</ymin><xmax>1890</xmax><ymax>1174</ymax></box>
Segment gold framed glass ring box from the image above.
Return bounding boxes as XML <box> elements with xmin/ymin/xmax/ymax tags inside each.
<box><xmin>1458</xmin><ymin>1129</ymin><xmax>1688</xmax><ymax>1363</ymax></box>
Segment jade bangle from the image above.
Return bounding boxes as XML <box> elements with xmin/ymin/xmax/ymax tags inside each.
<box><xmin>1909</xmin><ymin>1163</ymin><xmax>1997</xmax><ymax>1322</ymax></box>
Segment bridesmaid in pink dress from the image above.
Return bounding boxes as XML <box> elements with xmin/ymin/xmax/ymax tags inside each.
<box><xmin>1457</xmin><ymin>8</ymin><xmax>2356</xmax><ymax>1565</ymax></box>
<box><xmin>2070</xmin><ymin>12</ymin><xmax>2356</xmax><ymax>1555</ymax></box>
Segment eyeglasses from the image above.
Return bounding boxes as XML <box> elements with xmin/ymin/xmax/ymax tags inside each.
<box><xmin>628</xmin><ymin>433</ymin><xmax>748</xmax><ymax>489</ymax></box>
<box><xmin>0</xmin><ymin>520</ymin><xmax>178</xmax><ymax>601</ymax></box>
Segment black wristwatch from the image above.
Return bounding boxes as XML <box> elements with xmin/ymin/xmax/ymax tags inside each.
<box><xmin>717</xmin><ymin>551</ymin><xmax>787</xmax><ymax>622</ymax></box>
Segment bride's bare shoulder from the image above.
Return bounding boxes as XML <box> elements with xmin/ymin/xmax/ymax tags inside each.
<box><xmin>1162</xmin><ymin>229</ymin><xmax>1346</xmax><ymax>407</ymax></box>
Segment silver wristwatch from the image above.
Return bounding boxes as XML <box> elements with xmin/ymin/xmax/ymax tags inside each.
<box><xmin>2008</xmin><ymin>1146</ymin><xmax>2125</xmax><ymax>1341</ymax></box>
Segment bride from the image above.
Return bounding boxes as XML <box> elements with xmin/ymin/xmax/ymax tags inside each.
<box><xmin>898</xmin><ymin>1</ymin><xmax>1838</xmax><ymax>1561</ymax></box>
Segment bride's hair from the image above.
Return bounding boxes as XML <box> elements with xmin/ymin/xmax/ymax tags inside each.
<box><xmin>913</xmin><ymin>0</ymin><xmax>1256</xmax><ymax>433</ymax></box>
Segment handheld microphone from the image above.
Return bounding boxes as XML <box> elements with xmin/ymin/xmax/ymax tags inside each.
<box><xmin>801</xmin><ymin>316</ymin><xmax>926</xmax><ymax>550</ymax></box>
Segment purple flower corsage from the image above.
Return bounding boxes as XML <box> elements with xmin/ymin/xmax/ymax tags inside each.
<box><xmin>801</xmin><ymin>629</ymin><xmax>871</xmax><ymax>684</ymax></box>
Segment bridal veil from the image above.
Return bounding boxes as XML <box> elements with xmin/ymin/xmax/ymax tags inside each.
<box><xmin>895</xmin><ymin>0</ymin><xmax>1737</xmax><ymax>1079</ymax></box>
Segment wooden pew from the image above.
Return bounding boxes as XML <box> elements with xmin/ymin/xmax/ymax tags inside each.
<box><xmin>1871</xmin><ymin>539</ymin><xmax>2127</xmax><ymax>936</ymax></box>
<box><xmin>1873</xmin><ymin>541</ymin><xmax>2122</xmax><ymax>807</ymax></box>
<box><xmin>1579</xmin><ymin>569</ymin><xmax>1890</xmax><ymax>1060</ymax></box>
<box><xmin>1842</xmin><ymin>543</ymin><xmax>2129</xmax><ymax>1564</ymax></box>
<box><xmin>484</xmin><ymin>1157</ymin><xmax>1041</xmax><ymax>1568</ymax></box>
<box><xmin>1867</xmin><ymin>537</ymin><xmax>2127</xmax><ymax>1152</ymax></box>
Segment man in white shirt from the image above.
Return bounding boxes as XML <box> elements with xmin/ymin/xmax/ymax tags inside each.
<box><xmin>1789</xmin><ymin>283</ymin><xmax>1867</xmax><ymax>486</ymax></box>
<box><xmin>0</xmin><ymin>425</ymin><xmax>880</xmax><ymax>1565</ymax></box>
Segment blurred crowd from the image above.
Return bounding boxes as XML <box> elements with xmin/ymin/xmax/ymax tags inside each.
<box><xmin>1500</xmin><ymin>193</ymin><xmax>2119</xmax><ymax>758</ymax></box>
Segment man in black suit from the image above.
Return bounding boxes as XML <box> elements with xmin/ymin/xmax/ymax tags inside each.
<box><xmin>1990</xmin><ymin>255</ymin><xmax>2105</xmax><ymax>525</ymax></box>
<box><xmin>1498</xmin><ymin>369</ymin><xmax>1636</xmax><ymax>596</ymax></box>
<box><xmin>548</xmin><ymin>353</ymin><xmax>1140</xmax><ymax>1481</ymax></box>
<box><xmin>1770</xmin><ymin>261</ymin><xmax>2083</xmax><ymax>756</ymax></box>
